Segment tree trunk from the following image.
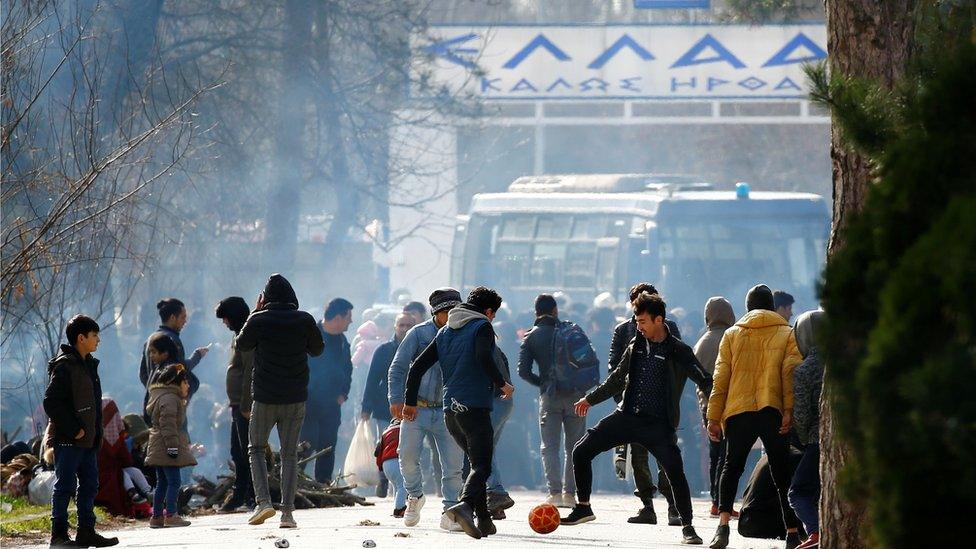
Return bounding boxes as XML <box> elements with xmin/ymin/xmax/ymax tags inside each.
<box><xmin>821</xmin><ymin>2</ymin><xmax>918</xmax><ymax>548</ymax></box>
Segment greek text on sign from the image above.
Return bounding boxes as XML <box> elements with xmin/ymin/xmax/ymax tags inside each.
<box><xmin>419</xmin><ymin>25</ymin><xmax>827</xmax><ymax>100</ymax></box>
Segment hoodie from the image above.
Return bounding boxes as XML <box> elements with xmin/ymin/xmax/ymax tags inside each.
<box><xmin>236</xmin><ymin>274</ymin><xmax>325</xmax><ymax>404</ymax></box>
<box><xmin>693</xmin><ymin>297</ymin><xmax>736</xmax><ymax>419</ymax></box>
<box><xmin>706</xmin><ymin>309</ymin><xmax>803</xmax><ymax>426</ymax></box>
<box><xmin>404</xmin><ymin>304</ymin><xmax>505</xmax><ymax>410</ymax></box>
<box><xmin>792</xmin><ymin>310</ymin><xmax>825</xmax><ymax>445</ymax></box>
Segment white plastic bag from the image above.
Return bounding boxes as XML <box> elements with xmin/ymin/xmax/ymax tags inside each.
<box><xmin>342</xmin><ymin>420</ymin><xmax>379</xmax><ymax>486</ymax></box>
<box><xmin>28</xmin><ymin>470</ymin><xmax>56</xmax><ymax>505</ymax></box>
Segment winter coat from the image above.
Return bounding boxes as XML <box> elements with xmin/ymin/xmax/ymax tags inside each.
<box><xmin>433</xmin><ymin>305</ymin><xmax>496</xmax><ymax>410</ymax></box>
<box><xmin>706</xmin><ymin>310</ymin><xmax>803</xmax><ymax>427</ymax></box>
<box><xmin>608</xmin><ymin>316</ymin><xmax>681</xmax><ymax>403</ymax></box>
<box><xmin>308</xmin><ymin>329</ymin><xmax>353</xmax><ymax>405</ymax></box>
<box><xmin>235</xmin><ymin>274</ymin><xmax>325</xmax><ymax>404</ymax></box>
<box><xmin>43</xmin><ymin>345</ymin><xmax>103</xmax><ymax>449</ymax></box>
<box><xmin>225</xmin><ymin>338</ymin><xmax>255</xmax><ymax>414</ymax></box>
<box><xmin>362</xmin><ymin>338</ymin><xmax>399</xmax><ymax>421</ymax></box>
<box><xmin>517</xmin><ymin>315</ymin><xmax>559</xmax><ymax>394</ymax></box>
<box><xmin>693</xmin><ymin>297</ymin><xmax>736</xmax><ymax>420</ymax></box>
<box><xmin>585</xmin><ymin>327</ymin><xmax>712</xmax><ymax>431</ymax></box>
<box><xmin>145</xmin><ymin>384</ymin><xmax>196</xmax><ymax>467</ymax></box>
<box><xmin>374</xmin><ymin>422</ymin><xmax>400</xmax><ymax>469</ymax></box>
<box><xmin>140</xmin><ymin>325</ymin><xmax>202</xmax><ymax>396</ymax></box>
<box><xmin>792</xmin><ymin>310</ymin><xmax>825</xmax><ymax>445</ymax></box>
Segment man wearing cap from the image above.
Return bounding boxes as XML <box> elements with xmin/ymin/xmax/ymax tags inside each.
<box><xmin>388</xmin><ymin>288</ymin><xmax>465</xmax><ymax>531</ymax></box>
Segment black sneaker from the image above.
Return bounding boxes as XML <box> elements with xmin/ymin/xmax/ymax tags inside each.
<box><xmin>444</xmin><ymin>502</ymin><xmax>482</xmax><ymax>539</ymax></box>
<box><xmin>668</xmin><ymin>506</ymin><xmax>682</xmax><ymax>526</ymax></box>
<box><xmin>682</xmin><ymin>525</ymin><xmax>703</xmax><ymax>545</ymax></box>
<box><xmin>491</xmin><ymin>508</ymin><xmax>506</xmax><ymax>520</ymax></box>
<box><xmin>49</xmin><ymin>524</ymin><xmax>76</xmax><ymax>548</ymax></box>
<box><xmin>74</xmin><ymin>528</ymin><xmax>119</xmax><ymax>548</ymax></box>
<box><xmin>218</xmin><ymin>496</ymin><xmax>246</xmax><ymax>514</ymax></box>
<box><xmin>560</xmin><ymin>504</ymin><xmax>596</xmax><ymax>526</ymax></box>
<box><xmin>477</xmin><ymin>516</ymin><xmax>497</xmax><ymax>536</ymax></box>
<box><xmin>709</xmin><ymin>524</ymin><xmax>730</xmax><ymax>549</ymax></box>
<box><xmin>487</xmin><ymin>492</ymin><xmax>515</xmax><ymax>512</ymax></box>
<box><xmin>627</xmin><ymin>505</ymin><xmax>657</xmax><ymax>524</ymax></box>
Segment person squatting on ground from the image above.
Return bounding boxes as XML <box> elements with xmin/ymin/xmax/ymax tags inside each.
<box><xmin>303</xmin><ymin>297</ymin><xmax>354</xmax><ymax>484</ymax></box>
<box><xmin>236</xmin><ymin>274</ymin><xmax>325</xmax><ymax>529</ymax></box>
<box><xmin>788</xmin><ymin>310</ymin><xmax>825</xmax><ymax>549</ymax></box>
<box><xmin>607</xmin><ymin>283</ymin><xmax>682</xmax><ymax>525</ymax></box>
<box><xmin>374</xmin><ymin>419</ymin><xmax>407</xmax><ymax>517</ymax></box>
<box><xmin>387</xmin><ymin>288</ymin><xmax>466</xmax><ymax>531</ymax></box>
<box><xmin>215</xmin><ymin>296</ymin><xmax>256</xmax><ymax>513</ymax></box>
<box><xmin>563</xmin><ymin>292</ymin><xmax>711</xmax><ymax>546</ymax></box>
<box><xmin>706</xmin><ymin>284</ymin><xmax>804</xmax><ymax>549</ymax></box>
<box><xmin>145</xmin><ymin>364</ymin><xmax>197</xmax><ymax>529</ymax></box>
<box><xmin>403</xmin><ymin>286</ymin><xmax>515</xmax><ymax>540</ymax></box>
<box><xmin>692</xmin><ymin>297</ymin><xmax>738</xmax><ymax>517</ymax></box>
<box><xmin>43</xmin><ymin>314</ymin><xmax>120</xmax><ymax>548</ymax></box>
<box><xmin>517</xmin><ymin>294</ymin><xmax>586</xmax><ymax>510</ymax></box>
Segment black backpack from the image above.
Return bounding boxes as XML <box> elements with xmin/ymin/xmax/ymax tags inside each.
<box><xmin>550</xmin><ymin>320</ymin><xmax>600</xmax><ymax>393</ymax></box>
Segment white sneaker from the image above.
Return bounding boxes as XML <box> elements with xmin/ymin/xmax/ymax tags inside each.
<box><xmin>404</xmin><ymin>494</ymin><xmax>425</xmax><ymax>527</ymax></box>
<box><xmin>545</xmin><ymin>494</ymin><xmax>561</xmax><ymax>506</ymax></box>
<box><xmin>439</xmin><ymin>513</ymin><xmax>464</xmax><ymax>532</ymax></box>
<box><xmin>560</xmin><ymin>492</ymin><xmax>576</xmax><ymax>509</ymax></box>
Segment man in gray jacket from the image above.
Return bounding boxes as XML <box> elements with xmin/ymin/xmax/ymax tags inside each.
<box><xmin>388</xmin><ymin>288</ymin><xmax>464</xmax><ymax>531</ymax></box>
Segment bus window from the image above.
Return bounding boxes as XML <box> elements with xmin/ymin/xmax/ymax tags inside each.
<box><xmin>565</xmin><ymin>242</ymin><xmax>597</xmax><ymax>288</ymax></box>
<box><xmin>502</xmin><ymin>216</ymin><xmax>535</xmax><ymax>239</ymax></box>
<box><xmin>496</xmin><ymin>241</ymin><xmax>531</xmax><ymax>287</ymax></box>
<box><xmin>537</xmin><ymin>216</ymin><xmax>572</xmax><ymax>239</ymax></box>
<box><xmin>573</xmin><ymin>217</ymin><xmax>608</xmax><ymax>239</ymax></box>
<box><xmin>531</xmin><ymin>243</ymin><xmax>566</xmax><ymax>286</ymax></box>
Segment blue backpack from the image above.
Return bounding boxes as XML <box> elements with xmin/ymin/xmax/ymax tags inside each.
<box><xmin>551</xmin><ymin>320</ymin><xmax>600</xmax><ymax>393</ymax></box>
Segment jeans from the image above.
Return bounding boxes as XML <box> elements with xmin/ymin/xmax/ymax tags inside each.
<box><xmin>445</xmin><ymin>408</ymin><xmax>494</xmax><ymax>520</ymax></box>
<box><xmin>122</xmin><ymin>467</ymin><xmax>151</xmax><ymax>494</ymax></box>
<box><xmin>300</xmin><ymin>401</ymin><xmax>341</xmax><ymax>483</ymax></box>
<box><xmin>632</xmin><ymin>443</ymin><xmax>675</xmax><ymax>507</ymax></box>
<box><xmin>709</xmin><ymin>438</ymin><xmax>728</xmax><ymax>506</ymax></box>
<box><xmin>249</xmin><ymin>401</ymin><xmax>305</xmax><ymax>512</ymax></box>
<box><xmin>486</xmin><ymin>397</ymin><xmax>513</xmax><ymax>496</ymax></box>
<box><xmin>230</xmin><ymin>406</ymin><xmax>254</xmax><ymax>503</ymax></box>
<box><xmin>789</xmin><ymin>443</ymin><xmax>820</xmax><ymax>534</ymax></box>
<box><xmin>719</xmin><ymin>407</ymin><xmax>800</xmax><ymax>530</ymax></box>
<box><xmin>539</xmin><ymin>392</ymin><xmax>586</xmax><ymax>495</ymax></box>
<box><xmin>51</xmin><ymin>445</ymin><xmax>98</xmax><ymax>530</ymax></box>
<box><xmin>382</xmin><ymin>459</ymin><xmax>408</xmax><ymax>510</ymax></box>
<box><xmin>153</xmin><ymin>466</ymin><xmax>182</xmax><ymax>516</ymax></box>
<box><xmin>398</xmin><ymin>407</ymin><xmax>462</xmax><ymax>510</ymax></box>
<box><xmin>572</xmin><ymin>411</ymin><xmax>696</xmax><ymax>526</ymax></box>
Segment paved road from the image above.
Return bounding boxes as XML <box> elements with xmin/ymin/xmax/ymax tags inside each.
<box><xmin>21</xmin><ymin>491</ymin><xmax>787</xmax><ymax>548</ymax></box>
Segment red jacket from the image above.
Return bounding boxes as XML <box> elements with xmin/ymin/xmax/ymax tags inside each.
<box><xmin>374</xmin><ymin>423</ymin><xmax>400</xmax><ymax>469</ymax></box>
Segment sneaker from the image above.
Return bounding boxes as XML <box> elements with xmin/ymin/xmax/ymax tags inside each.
<box><xmin>393</xmin><ymin>507</ymin><xmax>406</xmax><ymax>518</ymax></box>
<box><xmin>709</xmin><ymin>504</ymin><xmax>719</xmax><ymax>517</ymax></box>
<box><xmin>148</xmin><ymin>516</ymin><xmax>165</xmax><ymax>529</ymax></box>
<box><xmin>796</xmin><ymin>532</ymin><xmax>820</xmax><ymax>549</ymax></box>
<box><xmin>487</xmin><ymin>492</ymin><xmax>515</xmax><ymax>512</ymax></box>
<box><xmin>709</xmin><ymin>524</ymin><xmax>730</xmax><ymax>549</ymax></box>
<box><xmin>403</xmin><ymin>494</ymin><xmax>425</xmax><ymax>527</ymax></box>
<box><xmin>279</xmin><ymin>512</ymin><xmax>297</xmax><ymax>529</ymax></box>
<box><xmin>164</xmin><ymin>515</ymin><xmax>191</xmax><ymax>527</ymax></box>
<box><xmin>545</xmin><ymin>493</ymin><xmax>561</xmax><ymax>506</ymax></box>
<box><xmin>127</xmin><ymin>487</ymin><xmax>147</xmax><ymax>505</ymax></box>
<box><xmin>668</xmin><ymin>506</ymin><xmax>682</xmax><ymax>526</ymax></box>
<box><xmin>560</xmin><ymin>504</ymin><xmax>595</xmax><ymax>526</ymax></box>
<box><xmin>50</xmin><ymin>524</ymin><xmax>75</xmax><ymax>547</ymax></box>
<box><xmin>490</xmin><ymin>508</ymin><xmax>506</xmax><ymax>520</ymax></box>
<box><xmin>218</xmin><ymin>497</ymin><xmax>246</xmax><ymax>514</ymax></box>
<box><xmin>627</xmin><ymin>505</ymin><xmax>657</xmax><ymax>524</ymax></box>
<box><xmin>443</xmin><ymin>502</ymin><xmax>481</xmax><ymax>539</ymax></box>
<box><xmin>785</xmin><ymin>532</ymin><xmax>802</xmax><ymax>549</ymax></box>
<box><xmin>477</xmin><ymin>515</ymin><xmax>497</xmax><ymax>536</ymax></box>
<box><xmin>75</xmin><ymin>527</ymin><xmax>119</xmax><ymax>547</ymax></box>
<box><xmin>559</xmin><ymin>492</ymin><xmax>576</xmax><ymax>509</ymax></box>
<box><xmin>730</xmin><ymin>509</ymin><xmax>740</xmax><ymax>519</ymax></box>
<box><xmin>439</xmin><ymin>513</ymin><xmax>464</xmax><ymax>532</ymax></box>
<box><xmin>248</xmin><ymin>503</ymin><xmax>276</xmax><ymax>526</ymax></box>
<box><xmin>682</xmin><ymin>525</ymin><xmax>703</xmax><ymax>545</ymax></box>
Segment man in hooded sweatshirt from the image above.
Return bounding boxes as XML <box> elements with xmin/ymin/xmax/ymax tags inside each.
<box><xmin>706</xmin><ymin>284</ymin><xmax>804</xmax><ymax>549</ymax></box>
<box><xmin>402</xmin><ymin>286</ymin><xmax>515</xmax><ymax>540</ymax></box>
<box><xmin>692</xmin><ymin>297</ymin><xmax>736</xmax><ymax>517</ymax></box>
<box><xmin>236</xmin><ymin>274</ymin><xmax>325</xmax><ymax>529</ymax></box>
<box><xmin>215</xmin><ymin>296</ymin><xmax>255</xmax><ymax>513</ymax></box>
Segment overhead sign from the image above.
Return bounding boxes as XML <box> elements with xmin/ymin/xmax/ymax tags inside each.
<box><xmin>417</xmin><ymin>24</ymin><xmax>827</xmax><ymax>101</ymax></box>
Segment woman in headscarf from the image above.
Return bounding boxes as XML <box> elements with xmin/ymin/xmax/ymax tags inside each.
<box><xmin>95</xmin><ymin>398</ymin><xmax>134</xmax><ymax>516</ymax></box>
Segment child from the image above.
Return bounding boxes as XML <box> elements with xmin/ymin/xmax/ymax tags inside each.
<box><xmin>145</xmin><ymin>363</ymin><xmax>197</xmax><ymax>528</ymax></box>
<box><xmin>374</xmin><ymin>419</ymin><xmax>406</xmax><ymax>517</ymax></box>
<box><xmin>42</xmin><ymin>314</ymin><xmax>120</xmax><ymax>548</ymax></box>
<box><xmin>142</xmin><ymin>334</ymin><xmax>181</xmax><ymax>424</ymax></box>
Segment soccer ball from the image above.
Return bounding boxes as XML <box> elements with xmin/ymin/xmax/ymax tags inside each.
<box><xmin>528</xmin><ymin>503</ymin><xmax>561</xmax><ymax>534</ymax></box>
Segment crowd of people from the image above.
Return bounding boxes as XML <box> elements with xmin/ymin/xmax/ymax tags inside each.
<box><xmin>24</xmin><ymin>271</ymin><xmax>824</xmax><ymax>549</ymax></box>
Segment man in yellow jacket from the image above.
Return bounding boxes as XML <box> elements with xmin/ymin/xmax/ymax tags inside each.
<box><xmin>705</xmin><ymin>285</ymin><xmax>804</xmax><ymax>549</ymax></box>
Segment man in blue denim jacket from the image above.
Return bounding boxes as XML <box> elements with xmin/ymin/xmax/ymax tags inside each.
<box><xmin>388</xmin><ymin>288</ymin><xmax>464</xmax><ymax>531</ymax></box>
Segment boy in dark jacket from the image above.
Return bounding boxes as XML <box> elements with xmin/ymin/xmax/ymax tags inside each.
<box><xmin>563</xmin><ymin>293</ymin><xmax>711</xmax><ymax>546</ymax></box>
<box><xmin>43</xmin><ymin>315</ymin><xmax>119</xmax><ymax>548</ymax></box>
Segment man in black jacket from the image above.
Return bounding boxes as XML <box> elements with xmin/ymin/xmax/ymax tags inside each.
<box><xmin>43</xmin><ymin>315</ymin><xmax>119</xmax><ymax>548</ymax></box>
<box><xmin>517</xmin><ymin>294</ymin><xmax>586</xmax><ymax>509</ymax></box>
<box><xmin>561</xmin><ymin>293</ymin><xmax>710</xmax><ymax>546</ymax></box>
<box><xmin>236</xmin><ymin>274</ymin><xmax>325</xmax><ymax>529</ymax></box>
<box><xmin>608</xmin><ymin>283</ymin><xmax>682</xmax><ymax>525</ymax></box>
<box><xmin>215</xmin><ymin>296</ymin><xmax>255</xmax><ymax>513</ymax></box>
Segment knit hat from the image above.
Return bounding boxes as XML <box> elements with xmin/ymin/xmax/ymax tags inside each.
<box><xmin>428</xmin><ymin>287</ymin><xmax>462</xmax><ymax>314</ymax></box>
<box><xmin>746</xmin><ymin>284</ymin><xmax>775</xmax><ymax>312</ymax></box>
<box><xmin>122</xmin><ymin>414</ymin><xmax>150</xmax><ymax>447</ymax></box>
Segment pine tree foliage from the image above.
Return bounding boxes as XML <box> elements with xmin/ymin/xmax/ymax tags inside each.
<box><xmin>810</xmin><ymin>37</ymin><xmax>976</xmax><ymax>547</ymax></box>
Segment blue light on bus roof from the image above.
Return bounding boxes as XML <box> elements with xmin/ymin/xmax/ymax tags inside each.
<box><xmin>735</xmin><ymin>182</ymin><xmax>751</xmax><ymax>199</ymax></box>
